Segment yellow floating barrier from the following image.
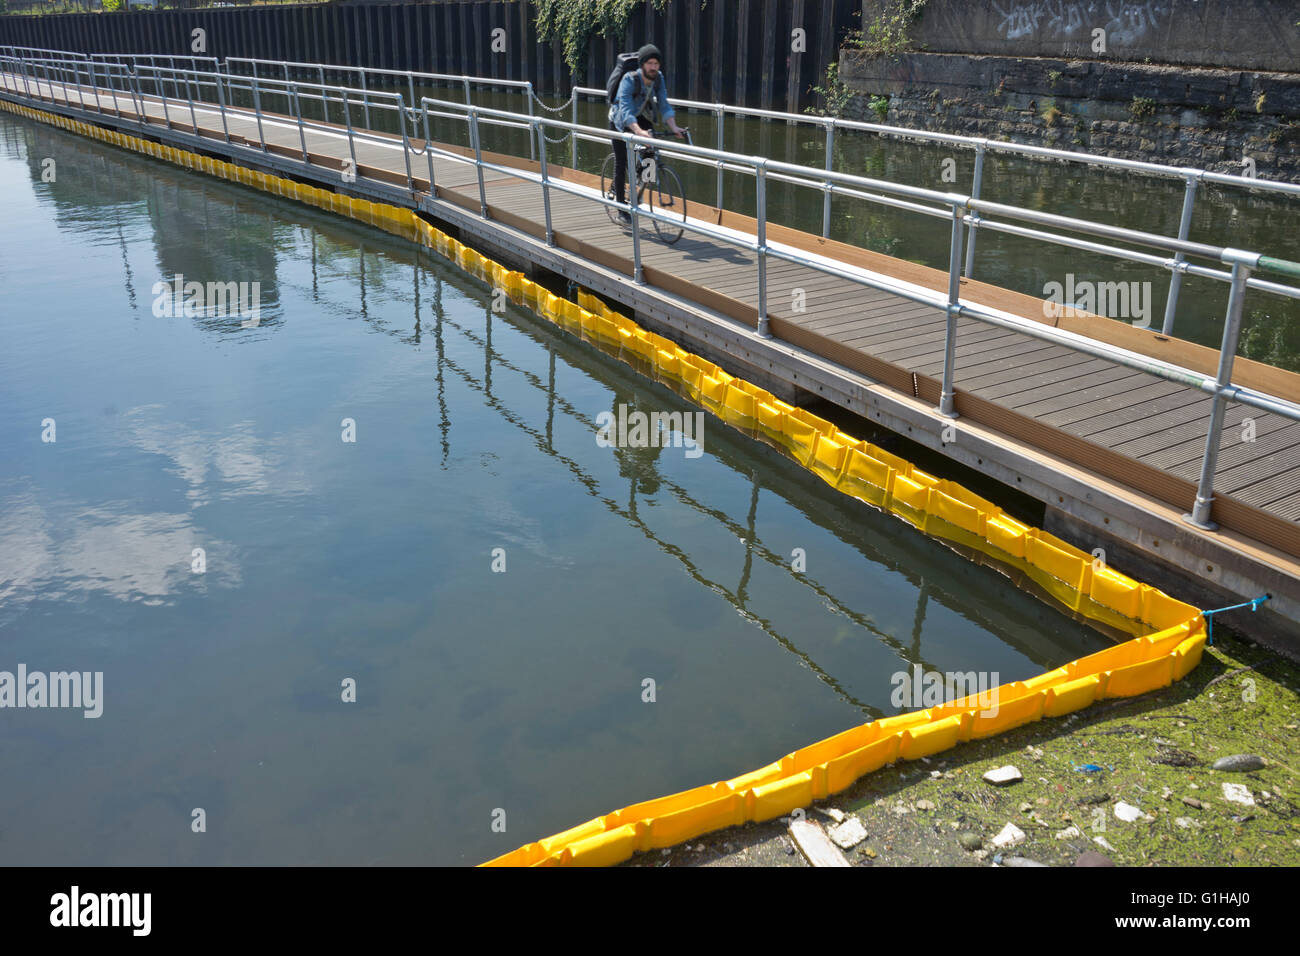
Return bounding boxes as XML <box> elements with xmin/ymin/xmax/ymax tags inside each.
<box><xmin>1</xmin><ymin>97</ymin><xmax>1207</xmax><ymax>868</ymax></box>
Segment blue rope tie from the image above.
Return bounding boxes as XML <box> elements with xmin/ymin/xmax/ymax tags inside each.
<box><xmin>1201</xmin><ymin>594</ymin><xmax>1270</xmax><ymax>644</ymax></box>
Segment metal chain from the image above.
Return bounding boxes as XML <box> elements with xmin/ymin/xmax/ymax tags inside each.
<box><xmin>529</xmin><ymin>90</ymin><xmax>591</xmax><ymax>144</ymax></box>
<box><xmin>530</xmin><ymin>89</ymin><xmax>577</xmax><ymax>113</ymax></box>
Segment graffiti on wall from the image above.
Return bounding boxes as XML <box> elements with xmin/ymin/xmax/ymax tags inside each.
<box><xmin>992</xmin><ymin>1</ymin><xmax>1170</xmax><ymax>46</ymax></box>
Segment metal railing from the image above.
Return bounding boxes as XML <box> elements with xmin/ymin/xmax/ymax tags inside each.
<box><xmin>222</xmin><ymin>56</ymin><xmax>539</xmax><ymax>159</ymax></box>
<box><xmin>3</xmin><ymin>48</ymin><xmax>1300</xmax><ymax>534</ymax></box>
<box><xmin>572</xmin><ymin>85</ymin><xmax>1300</xmax><ymax>336</ymax></box>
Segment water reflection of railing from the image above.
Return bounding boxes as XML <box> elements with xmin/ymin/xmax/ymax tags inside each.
<box><xmin>249</xmin><ymin>201</ymin><xmax>1102</xmax><ymax>704</ymax></box>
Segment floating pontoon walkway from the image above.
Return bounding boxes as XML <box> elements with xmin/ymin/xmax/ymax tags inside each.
<box><xmin>3</xmin><ymin>51</ymin><xmax>1299</xmax><ymax>640</ymax></box>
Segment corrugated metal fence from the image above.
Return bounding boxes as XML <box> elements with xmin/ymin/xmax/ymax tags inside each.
<box><xmin>0</xmin><ymin>0</ymin><xmax>861</xmax><ymax>110</ymax></box>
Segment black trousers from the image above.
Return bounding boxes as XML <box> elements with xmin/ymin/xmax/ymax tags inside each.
<box><xmin>610</xmin><ymin>119</ymin><xmax>655</xmax><ymax>204</ymax></box>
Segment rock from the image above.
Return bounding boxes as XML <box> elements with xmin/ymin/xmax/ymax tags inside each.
<box><xmin>1212</xmin><ymin>754</ymin><xmax>1266</xmax><ymax>772</ymax></box>
<box><xmin>1019</xmin><ymin>802</ymin><xmax>1033</xmax><ymax>813</ymax></box>
<box><xmin>1055</xmin><ymin>825</ymin><xmax>1082</xmax><ymax>840</ymax></box>
<box><xmin>1114</xmin><ymin>801</ymin><xmax>1149</xmax><ymax>823</ymax></box>
<box><xmin>915</xmin><ymin>799</ymin><xmax>936</xmax><ymax>811</ymax></box>
<box><xmin>958</xmin><ymin>831</ymin><xmax>983</xmax><ymax>851</ymax></box>
<box><xmin>1222</xmin><ymin>783</ymin><xmax>1255</xmax><ymax>806</ymax></box>
<box><xmin>1182</xmin><ymin>796</ymin><xmax>1203</xmax><ymax>809</ymax></box>
<box><xmin>1077</xmin><ymin>792</ymin><xmax>1109</xmax><ymax>805</ymax></box>
<box><xmin>1074</xmin><ymin>850</ymin><xmax>1115</xmax><ymax>867</ymax></box>
<box><xmin>973</xmin><ymin>849</ymin><xmax>988</xmax><ymax>860</ymax></box>
<box><xmin>983</xmin><ymin>765</ymin><xmax>1023</xmax><ymax>786</ymax></box>
<box><xmin>990</xmin><ymin>822</ymin><xmax>1026</xmax><ymax>849</ymax></box>
<box><xmin>1175</xmin><ymin>817</ymin><xmax>1203</xmax><ymax>830</ymax></box>
<box><xmin>827</xmin><ymin>816</ymin><xmax>868</xmax><ymax>850</ymax></box>
<box><xmin>1002</xmin><ymin>856</ymin><xmax>1048</xmax><ymax>867</ymax></box>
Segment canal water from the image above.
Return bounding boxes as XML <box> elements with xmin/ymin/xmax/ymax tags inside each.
<box><xmin>0</xmin><ymin>111</ymin><xmax>1115</xmax><ymax>865</ymax></box>
<box><xmin>267</xmin><ymin>77</ymin><xmax>1298</xmax><ymax>371</ymax></box>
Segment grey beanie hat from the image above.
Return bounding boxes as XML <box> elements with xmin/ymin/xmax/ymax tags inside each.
<box><xmin>637</xmin><ymin>44</ymin><xmax>662</xmax><ymax>67</ymax></box>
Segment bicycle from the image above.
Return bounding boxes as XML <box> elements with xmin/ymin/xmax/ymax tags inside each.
<box><xmin>601</xmin><ymin>128</ymin><xmax>692</xmax><ymax>245</ymax></box>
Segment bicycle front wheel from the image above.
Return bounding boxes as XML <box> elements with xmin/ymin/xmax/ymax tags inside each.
<box><xmin>643</xmin><ymin>166</ymin><xmax>686</xmax><ymax>244</ymax></box>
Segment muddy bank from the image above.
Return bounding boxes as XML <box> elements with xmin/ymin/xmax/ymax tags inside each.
<box><xmin>623</xmin><ymin>625</ymin><xmax>1299</xmax><ymax>867</ymax></box>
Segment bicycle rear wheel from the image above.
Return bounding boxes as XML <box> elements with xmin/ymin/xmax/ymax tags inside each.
<box><xmin>643</xmin><ymin>166</ymin><xmax>686</xmax><ymax>244</ymax></box>
<box><xmin>599</xmin><ymin>153</ymin><xmax>625</xmax><ymax>229</ymax></box>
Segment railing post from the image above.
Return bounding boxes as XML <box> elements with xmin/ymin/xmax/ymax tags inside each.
<box><xmin>186</xmin><ymin>68</ymin><xmax>199</xmax><ymax>133</ymax></box>
<box><xmin>1162</xmin><ymin>173</ymin><xmax>1200</xmax><ymax>335</ymax></box>
<box><xmin>73</xmin><ymin>59</ymin><xmax>86</xmax><ymax>110</ymax></box>
<box><xmin>422</xmin><ymin>102</ymin><xmax>436</xmax><ymax>192</ymax></box>
<box><xmin>939</xmin><ymin>201</ymin><xmax>967</xmax><ymax>417</ymax></box>
<box><xmin>250</xmin><ymin>75</ymin><xmax>267</xmax><ymax>149</ymax></box>
<box><xmin>215</xmin><ymin>66</ymin><xmax>230</xmax><ymax>144</ymax></box>
<box><xmin>130</xmin><ymin>69</ymin><xmax>146</xmax><ymax>132</ymax></box>
<box><xmin>342</xmin><ymin>89</ymin><xmax>358</xmax><ymax>179</ymax></box>
<box><xmin>963</xmin><ymin>141</ymin><xmax>986</xmax><ymax>278</ymax></box>
<box><xmin>161</xmin><ymin>67</ymin><xmax>173</xmax><ymax>130</ymax></box>
<box><xmin>294</xmin><ymin>81</ymin><xmax>309</xmax><ymax>163</ymax></box>
<box><xmin>570</xmin><ymin>89</ymin><xmax>578</xmax><ymax>170</ymax></box>
<box><xmin>756</xmin><ymin>159</ymin><xmax>771</xmax><ymax>338</ymax></box>
<box><xmin>526</xmin><ymin>83</ymin><xmax>536</xmax><ymax>161</ymax></box>
<box><xmin>397</xmin><ymin>94</ymin><xmax>414</xmax><ymax>191</ymax></box>
<box><xmin>822</xmin><ymin>118</ymin><xmax>835</xmax><ymax>238</ymax></box>
<box><xmin>319</xmin><ymin>65</ymin><xmax>329</xmax><ymax>124</ymax></box>
<box><xmin>1186</xmin><ymin>257</ymin><xmax>1254</xmax><ymax>530</ymax></box>
<box><xmin>715</xmin><ymin>105</ymin><xmax>725</xmax><ymax>210</ymax></box>
<box><xmin>408</xmin><ymin>73</ymin><xmax>417</xmax><ymax>135</ymax></box>
<box><xmin>627</xmin><ymin>133</ymin><xmax>645</xmax><ymax>285</ymax></box>
<box><xmin>536</xmin><ymin>119</ymin><xmax>554</xmax><ymax>246</ymax></box>
<box><xmin>470</xmin><ymin>108</ymin><xmax>488</xmax><ymax>218</ymax></box>
<box><xmin>360</xmin><ymin>68</ymin><xmax>371</xmax><ymax>129</ymax></box>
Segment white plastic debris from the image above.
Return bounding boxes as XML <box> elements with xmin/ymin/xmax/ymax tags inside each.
<box><xmin>827</xmin><ymin>816</ymin><xmax>868</xmax><ymax>850</ymax></box>
<box><xmin>1113</xmin><ymin>801</ymin><xmax>1148</xmax><ymax>823</ymax></box>
<box><xmin>991</xmin><ymin>822</ymin><xmax>1026</xmax><ymax>849</ymax></box>
<box><xmin>983</xmin><ymin>765</ymin><xmax>1023</xmax><ymax>786</ymax></box>
<box><xmin>1222</xmin><ymin>782</ymin><xmax>1255</xmax><ymax>806</ymax></box>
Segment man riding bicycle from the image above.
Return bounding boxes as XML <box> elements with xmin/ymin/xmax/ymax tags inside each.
<box><xmin>608</xmin><ymin>44</ymin><xmax>687</xmax><ymax>224</ymax></box>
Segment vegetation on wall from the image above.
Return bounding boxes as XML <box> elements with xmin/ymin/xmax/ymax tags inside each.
<box><xmin>533</xmin><ymin>0</ymin><xmax>674</xmax><ymax>74</ymax></box>
<box><xmin>809</xmin><ymin>0</ymin><xmax>929</xmax><ymax>118</ymax></box>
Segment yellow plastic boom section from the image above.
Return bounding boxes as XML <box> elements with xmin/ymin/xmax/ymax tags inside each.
<box><xmin>4</xmin><ymin>100</ymin><xmax>1208</xmax><ymax>868</ymax></box>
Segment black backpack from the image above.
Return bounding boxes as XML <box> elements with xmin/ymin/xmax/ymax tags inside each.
<box><xmin>606</xmin><ymin>52</ymin><xmax>640</xmax><ymax>104</ymax></box>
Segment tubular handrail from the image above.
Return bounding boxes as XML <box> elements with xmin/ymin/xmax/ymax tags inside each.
<box><xmin>224</xmin><ymin>56</ymin><xmax>534</xmax><ymax>92</ymax></box>
<box><xmin>570</xmin><ymin>84</ymin><xmax>1300</xmax><ymax>199</ymax></box>
<box><xmin>3</xmin><ymin>49</ymin><xmax>1299</xmax><ymax>533</ymax></box>
<box><xmin>7</xmin><ymin>53</ymin><xmax>1298</xmax><ymax>280</ymax></box>
<box><xmin>416</xmin><ymin>94</ymin><xmax>1300</xmax><ymax>280</ymax></box>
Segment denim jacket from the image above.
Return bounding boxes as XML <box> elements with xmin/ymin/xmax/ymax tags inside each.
<box><xmin>608</xmin><ymin>68</ymin><xmax>675</xmax><ymax>132</ymax></box>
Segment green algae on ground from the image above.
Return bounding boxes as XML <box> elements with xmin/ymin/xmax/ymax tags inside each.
<box><xmin>623</xmin><ymin>625</ymin><xmax>1300</xmax><ymax>867</ymax></box>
